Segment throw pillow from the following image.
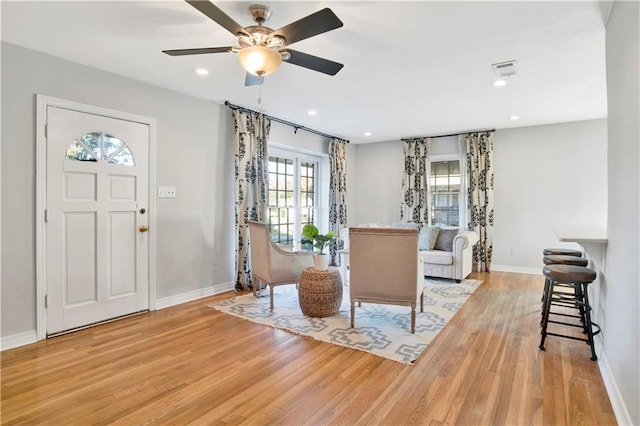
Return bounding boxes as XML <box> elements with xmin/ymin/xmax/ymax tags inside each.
<box><xmin>419</xmin><ymin>226</ymin><xmax>440</xmax><ymax>251</ymax></box>
<box><xmin>434</xmin><ymin>228</ymin><xmax>458</xmax><ymax>251</ymax></box>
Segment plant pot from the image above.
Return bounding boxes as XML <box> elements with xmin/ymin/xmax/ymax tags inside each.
<box><xmin>313</xmin><ymin>254</ymin><xmax>329</xmax><ymax>271</ymax></box>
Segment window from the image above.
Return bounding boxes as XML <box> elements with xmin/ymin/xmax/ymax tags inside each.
<box><xmin>429</xmin><ymin>159</ymin><xmax>461</xmax><ymax>227</ymax></box>
<box><xmin>65</xmin><ymin>132</ymin><xmax>134</xmax><ymax>166</ymax></box>
<box><xmin>267</xmin><ymin>150</ymin><xmax>321</xmax><ymax>248</ymax></box>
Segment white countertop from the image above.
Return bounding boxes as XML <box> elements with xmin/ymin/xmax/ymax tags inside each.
<box><xmin>554</xmin><ymin>224</ymin><xmax>608</xmax><ymax>244</ymax></box>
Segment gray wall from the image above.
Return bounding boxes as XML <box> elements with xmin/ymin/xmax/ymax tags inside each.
<box><xmin>352</xmin><ymin>120</ymin><xmax>608</xmax><ymax>272</ymax></box>
<box><xmin>352</xmin><ymin>140</ymin><xmax>403</xmax><ymax>225</ymax></box>
<box><xmin>605</xmin><ymin>1</ymin><xmax>639</xmax><ymax>424</ymax></box>
<box><xmin>269</xmin><ymin>122</ymin><xmax>329</xmax><ymax>155</ymax></box>
<box><xmin>1</xmin><ymin>42</ymin><xmax>236</xmax><ymax>337</ymax></box>
<box><xmin>492</xmin><ymin>120</ymin><xmax>607</xmax><ymax>271</ymax></box>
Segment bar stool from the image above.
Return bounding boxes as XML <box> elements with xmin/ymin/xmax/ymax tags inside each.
<box><xmin>543</xmin><ymin>248</ymin><xmax>583</xmax><ymax>257</ymax></box>
<box><xmin>540</xmin><ymin>255</ymin><xmax>589</xmax><ymax>324</ymax></box>
<box><xmin>539</xmin><ymin>248</ymin><xmax>584</xmax><ymax>306</ymax></box>
<box><xmin>539</xmin><ymin>264</ymin><xmax>600</xmax><ymax>360</ymax></box>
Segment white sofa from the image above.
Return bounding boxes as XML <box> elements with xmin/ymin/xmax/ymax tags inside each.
<box><xmin>339</xmin><ymin>226</ymin><xmax>478</xmax><ymax>284</ymax></box>
<box><xmin>421</xmin><ymin>230</ymin><xmax>478</xmax><ymax>282</ymax></box>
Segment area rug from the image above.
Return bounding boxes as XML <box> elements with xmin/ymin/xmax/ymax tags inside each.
<box><xmin>210</xmin><ymin>278</ymin><xmax>482</xmax><ymax>364</ymax></box>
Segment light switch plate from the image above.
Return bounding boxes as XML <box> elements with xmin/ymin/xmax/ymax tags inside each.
<box><xmin>158</xmin><ymin>186</ymin><xmax>176</xmax><ymax>198</ymax></box>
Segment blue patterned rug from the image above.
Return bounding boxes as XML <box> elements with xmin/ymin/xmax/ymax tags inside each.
<box><xmin>210</xmin><ymin>278</ymin><xmax>482</xmax><ymax>364</ymax></box>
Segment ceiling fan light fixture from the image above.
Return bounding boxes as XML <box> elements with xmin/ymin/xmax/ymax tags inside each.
<box><xmin>237</xmin><ymin>45</ymin><xmax>282</xmax><ymax>76</ymax></box>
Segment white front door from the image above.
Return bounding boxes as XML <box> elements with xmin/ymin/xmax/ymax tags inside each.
<box><xmin>45</xmin><ymin>106</ymin><xmax>150</xmax><ymax>335</ymax></box>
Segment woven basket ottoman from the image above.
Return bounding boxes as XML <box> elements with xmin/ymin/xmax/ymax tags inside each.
<box><xmin>298</xmin><ymin>267</ymin><xmax>343</xmax><ymax>317</ymax></box>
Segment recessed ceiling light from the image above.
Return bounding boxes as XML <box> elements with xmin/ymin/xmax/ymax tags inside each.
<box><xmin>364</xmin><ymin>132</ymin><xmax>372</xmax><ymax>137</ymax></box>
<box><xmin>307</xmin><ymin>110</ymin><xmax>317</xmax><ymax>116</ymax></box>
<box><xmin>493</xmin><ymin>79</ymin><xmax>507</xmax><ymax>87</ymax></box>
<box><xmin>193</xmin><ymin>68</ymin><xmax>209</xmax><ymax>76</ymax></box>
<box><xmin>510</xmin><ymin>115</ymin><xmax>520</xmax><ymax>120</ymax></box>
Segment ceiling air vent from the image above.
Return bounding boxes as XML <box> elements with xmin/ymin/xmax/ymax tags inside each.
<box><xmin>492</xmin><ymin>60</ymin><xmax>517</xmax><ymax>77</ymax></box>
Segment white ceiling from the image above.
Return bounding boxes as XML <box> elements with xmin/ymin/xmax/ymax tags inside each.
<box><xmin>1</xmin><ymin>1</ymin><xmax>612</xmax><ymax>143</ymax></box>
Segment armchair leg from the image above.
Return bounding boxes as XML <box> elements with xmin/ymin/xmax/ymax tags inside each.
<box><xmin>350</xmin><ymin>301</ymin><xmax>355</xmax><ymax>328</ymax></box>
<box><xmin>269</xmin><ymin>285</ymin><xmax>274</xmax><ymax>311</ymax></box>
<box><xmin>411</xmin><ymin>304</ymin><xmax>416</xmax><ymax>334</ymax></box>
<box><xmin>420</xmin><ymin>291</ymin><xmax>424</xmax><ymax>313</ymax></box>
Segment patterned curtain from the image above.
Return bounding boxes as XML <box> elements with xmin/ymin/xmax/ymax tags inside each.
<box><xmin>465</xmin><ymin>131</ymin><xmax>494</xmax><ymax>272</ymax></box>
<box><xmin>328</xmin><ymin>138</ymin><xmax>348</xmax><ymax>266</ymax></box>
<box><xmin>233</xmin><ymin>109</ymin><xmax>270</xmax><ymax>291</ymax></box>
<box><xmin>400</xmin><ymin>138</ymin><xmax>430</xmax><ymax>225</ymax></box>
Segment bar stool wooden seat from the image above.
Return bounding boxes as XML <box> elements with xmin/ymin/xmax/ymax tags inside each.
<box><xmin>543</xmin><ymin>248</ymin><xmax>583</xmax><ymax>257</ymax></box>
<box><xmin>543</xmin><ymin>255</ymin><xmax>589</xmax><ymax>267</ymax></box>
<box><xmin>539</xmin><ymin>264</ymin><xmax>600</xmax><ymax>360</ymax></box>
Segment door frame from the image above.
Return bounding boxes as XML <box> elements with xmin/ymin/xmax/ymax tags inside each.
<box><xmin>35</xmin><ymin>95</ymin><xmax>157</xmax><ymax>340</ymax></box>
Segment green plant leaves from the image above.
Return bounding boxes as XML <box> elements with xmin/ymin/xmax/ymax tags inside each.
<box><xmin>301</xmin><ymin>225</ymin><xmax>335</xmax><ymax>254</ymax></box>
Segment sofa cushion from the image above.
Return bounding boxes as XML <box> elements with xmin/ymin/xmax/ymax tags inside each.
<box><xmin>419</xmin><ymin>226</ymin><xmax>440</xmax><ymax>250</ymax></box>
<box><xmin>420</xmin><ymin>250</ymin><xmax>453</xmax><ymax>265</ymax></box>
<box><xmin>434</xmin><ymin>228</ymin><xmax>458</xmax><ymax>251</ymax></box>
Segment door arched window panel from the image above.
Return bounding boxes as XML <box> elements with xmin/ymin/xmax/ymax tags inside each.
<box><xmin>103</xmin><ymin>134</ymin><xmax>124</xmax><ymax>158</ymax></box>
<box><xmin>65</xmin><ymin>131</ymin><xmax>135</xmax><ymax>166</ymax></box>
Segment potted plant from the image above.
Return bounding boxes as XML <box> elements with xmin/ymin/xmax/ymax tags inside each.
<box><xmin>302</xmin><ymin>224</ymin><xmax>335</xmax><ymax>271</ymax></box>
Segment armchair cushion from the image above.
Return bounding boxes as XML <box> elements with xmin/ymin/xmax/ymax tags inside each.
<box><xmin>420</xmin><ymin>250</ymin><xmax>453</xmax><ymax>265</ymax></box>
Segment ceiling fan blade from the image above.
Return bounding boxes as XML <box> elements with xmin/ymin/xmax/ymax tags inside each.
<box><xmin>284</xmin><ymin>49</ymin><xmax>344</xmax><ymax>76</ymax></box>
<box><xmin>163</xmin><ymin>47</ymin><xmax>233</xmax><ymax>56</ymax></box>
<box><xmin>185</xmin><ymin>0</ymin><xmax>250</xmax><ymax>37</ymax></box>
<box><xmin>245</xmin><ymin>73</ymin><xmax>264</xmax><ymax>87</ymax></box>
<box><xmin>272</xmin><ymin>8</ymin><xmax>343</xmax><ymax>46</ymax></box>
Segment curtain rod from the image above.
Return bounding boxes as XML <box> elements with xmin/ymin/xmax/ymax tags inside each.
<box><xmin>224</xmin><ymin>101</ymin><xmax>348</xmax><ymax>143</ymax></box>
<box><xmin>401</xmin><ymin>128</ymin><xmax>495</xmax><ymax>141</ymax></box>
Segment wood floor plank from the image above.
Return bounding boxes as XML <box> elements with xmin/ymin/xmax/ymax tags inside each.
<box><xmin>1</xmin><ymin>272</ymin><xmax>617</xmax><ymax>425</ymax></box>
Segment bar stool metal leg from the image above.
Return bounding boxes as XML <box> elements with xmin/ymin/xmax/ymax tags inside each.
<box><xmin>581</xmin><ymin>282</ymin><xmax>598</xmax><ymax>361</ymax></box>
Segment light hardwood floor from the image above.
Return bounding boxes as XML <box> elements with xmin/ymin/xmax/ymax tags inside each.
<box><xmin>1</xmin><ymin>272</ymin><xmax>616</xmax><ymax>425</ymax></box>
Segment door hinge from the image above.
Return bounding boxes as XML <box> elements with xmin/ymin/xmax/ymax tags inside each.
<box><xmin>44</xmin><ymin>209</ymin><xmax>48</xmax><ymax>223</ymax></box>
<box><xmin>45</xmin><ymin>295</ymin><xmax>48</xmax><ymax>308</ymax></box>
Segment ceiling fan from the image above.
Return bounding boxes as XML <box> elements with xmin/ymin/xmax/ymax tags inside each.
<box><xmin>163</xmin><ymin>1</ymin><xmax>344</xmax><ymax>86</ymax></box>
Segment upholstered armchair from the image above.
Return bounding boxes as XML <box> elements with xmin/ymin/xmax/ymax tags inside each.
<box><xmin>248</xmin><ymin>221</ymin><xmax>314</xmax><ymax>310</ymax></box>
<box><xmin>349</xmin><ymin>227</ymin><xmax>424</xmax><ymax>333</ymax></box>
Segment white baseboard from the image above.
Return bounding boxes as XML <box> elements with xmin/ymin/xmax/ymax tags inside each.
<box><xmin>155</xmin><ymin>281</ymin><xmax>235</xmax><ymax>310</ymax></box>
<box><xmin>490</xmin><ymin>264</ymin><xmax>542</xmax><ymax>275</ymax></box>
<box><xmin>598</xmin><ymin>351</ymin><xmax>633</xmax><ymax>425</ymax></box>
<box><xmin>1</xmin><ymin>330</ymin><xmax>37</xmax><ymax>351</ymax></box>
